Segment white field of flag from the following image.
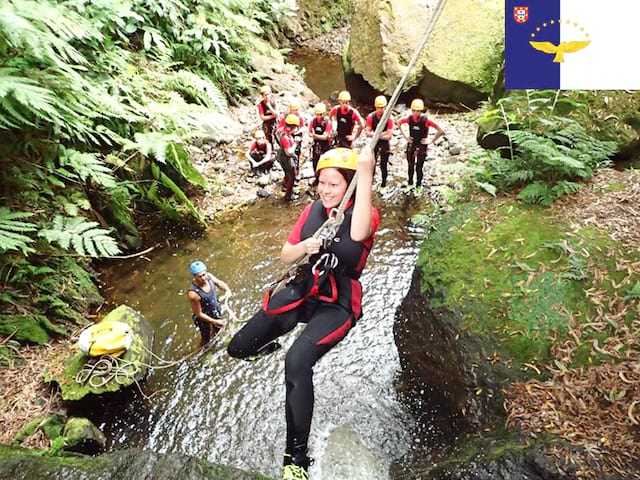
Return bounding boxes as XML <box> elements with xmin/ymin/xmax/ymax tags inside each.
<box><xmin>560</xmin><ymin>0</ymin><xmax>640</xmax><ymax>89</ymax></box>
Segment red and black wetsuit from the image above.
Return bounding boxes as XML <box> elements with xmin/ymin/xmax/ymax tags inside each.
<box><xmin>330</xmin><ymin>105</ymin><xmax>360</xmax><ymax>148</ymax></box>
<box><xmin>398</xmin><ymin>113</ymin><xmax>441</xmax><ymax>187</ymax></box>
<box><xmin>258</xmin><ymin>98</ymin><xmax>278</xmax><ymax>145</ymax></box>
<box><xmin>228</xmin><ymin>199</ymin><xmax>379</xmax><ymax>458</ymax></box>
<box><xmin>366</xmin><ymin>111</ymin><xmax>393</xmax><ymax>188</ymax></box>
<box><xmin>276</xmin><ymin>127</ymin><xmax>297</xmax><ymax>200</ymax></box>
<box><xmin>309</xmin><ymin>116</ymin><xmax>332</xmax><ymax>173</ymax></box>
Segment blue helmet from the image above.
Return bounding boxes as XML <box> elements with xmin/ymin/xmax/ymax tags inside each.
<box><xmin>189</xmin><ymin>261</ymin><xmax>207</xmax><ymax>275</ymax></box>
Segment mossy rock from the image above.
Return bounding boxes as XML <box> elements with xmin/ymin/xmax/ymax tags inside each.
<box><xmin>0</xmin><ymin>444</ymin><xmax>274</xmax><ymax>480</ymax></box>
<box><xmin>44</xmin><ymin>305</ymin><xmax>154</xmax><ymax>401</ymax></box>
<box><xmin>13</xmin><ymin>413</ymin><xmax>65</xmax><ymax>445</ymax></box>
<box><xmin>348</xmin><ymin>0</ymin><xmax>503</xmax><ymax>106</ymax></box>
<box><xmin>62</xmin><ymin>417</ymin><xmax>107</xmax><ymax>454</ymax></box>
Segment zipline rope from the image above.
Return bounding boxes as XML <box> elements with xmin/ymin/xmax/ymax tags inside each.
<box><xmin>294</xmin><ymin>0</ymin><xmax>450</xmax><ymax>267</ymax></box>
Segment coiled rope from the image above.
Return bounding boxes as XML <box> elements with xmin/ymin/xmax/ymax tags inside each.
<box><xmin>73</xmin><ymin>298</ymin><xmax>243</xmax><ymax>399</ymax></box>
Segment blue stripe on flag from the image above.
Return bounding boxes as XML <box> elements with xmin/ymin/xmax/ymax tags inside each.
<box><xmin>505</xmin><ymin>1</ymin><xmax>561</xmax><ymax>89</ymax></box>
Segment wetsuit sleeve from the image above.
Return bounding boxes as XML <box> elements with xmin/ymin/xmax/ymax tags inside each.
<box><xmin>397</xmin><ymin>116</ymin><xmax>408</xmax><ymax>125</ymax></box>
<box><xmin>370</xmin><ymin>206</ymin><xmax>380</xmax><ymax>237</ymax></box>
<box><xmin>366</xmin><ymin>114</ymin><xmax>374</xmax><ymax>128</ymax></box>
<box><xmin>426</xmin><ymin>119</ymin><xmax>441</xmax><ymax>130</ymax></box>
<box><xmin>287</xmin><ymin>203</ymin><xmax>314</xmax><ymax>245</ymax></box>
<box><xmin>281</xmin><ymin>135</ymin><xmax>294</xmax><ymax>151</ymax></box>
<box><xmin>249</xmin><ymin>141</ymin><xmax>257</xmax><ymax>152</ymax></box>
<box><xmin>325</xmin><ymin>120</ymin><xmax>333</xmax><ymax>135</ymax></box>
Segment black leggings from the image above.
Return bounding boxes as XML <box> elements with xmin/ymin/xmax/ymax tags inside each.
<box><xmin>406</xmin><ymin>142</ymin><xmax>428</xmax><ymax>187</ymax></box>
<box><xmin>227</xmin><ymin>296</ymin><xmax>354</xmax><ymax>455</ymax></box>
<box><xmin>374</xmin><ymin>141</ymin><xmax>390</xmax><ymax>187</ymax></box>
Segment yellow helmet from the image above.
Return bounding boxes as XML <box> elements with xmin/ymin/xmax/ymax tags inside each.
<box><xmin>410</xmin><ymin>99</ymin><xmax>424</xmax><ymax>111</ymax></box>
<box><xmin>338</xmin><ymin>90</ymin><xmax>351</xmax><ymax>102</ymax></box>
<box><xmin>288</xmin><ymin>98</ymin><xmax>301</xmax><ymax>110</ymax></box>
<box><xmin>259</xmin><ymin>85</ymin><xmax>271</xmax><ymax>94</ymax></box>
<box><xmin>284</xmin><ymin>114</ymin><xmax>300</xmax><ymax>127</ymax></box>
<box><xmin>374</xmin><ymin>95</ymin><xmax>387</xmax><ymax>108</ymax></box>
<box><xmin>313</xmin><ymin>102</ymin><xmax>327</xmax><ymax>115</ymax></box>
<box><xmin>316</xmin><ymin>147</ymin><xmax>358</xmax><ymax>172</ymax></box>
<box><xmin>254</xmin><ymin>129</ymin><xmax>266</xmax><ymax>140</ymax></box>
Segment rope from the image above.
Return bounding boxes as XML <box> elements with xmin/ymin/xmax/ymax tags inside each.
<box><xmin>73</xmin><ymin>297</ymin><xmax>244</xmax><ymax>396</ymax></box>
<box><xmin>295</xmin><ymin>0</ymin><xmax>450</xmax><ymax>265</ymax></box>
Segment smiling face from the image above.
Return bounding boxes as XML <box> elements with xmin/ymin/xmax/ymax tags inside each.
<box><xmin>317</xmin><ymin>168</ymin><xmax>348</xmax><ymax>208</ymax></box>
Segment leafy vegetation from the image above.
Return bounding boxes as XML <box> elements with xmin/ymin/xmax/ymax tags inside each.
<box><xmin>472</xmin><ymin>90</ymin><xmax>617</xmax><ymax>205</ymax></box>
<box><xmin>0</xmin><ymin>0</ymin><xmax>295</xmax><ymax>343</ymax></box>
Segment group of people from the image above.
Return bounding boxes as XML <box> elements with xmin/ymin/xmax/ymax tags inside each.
<box><xmin>186</xmin><ymin>85</ymin><xmax>445</xmax><ymax>480</ymax></box>
<box><xmin>248</xmin><ymin>86</ymin><xmax>445</xmax><ymax>200</ymax></box>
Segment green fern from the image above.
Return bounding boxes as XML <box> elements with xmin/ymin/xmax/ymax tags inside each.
<box><xmin>163</xmin><ymin>70</ymin><xmax>227</xmax><ymax>111</ymax></box>
<box><xmin>0</xmin><ymin>208</ymin><xmax>37</xmax><ymax>254</ymax></box>
<box><xmin>516</xmin><ymin>182</ymin><xmax>555</xmax><ymax>206</ymax></box>
<box><xmin>150</xmin><ymin>163</ymin><xmax>207</xmax><ymax>225</ymax></box>
<box><xmin>38</xmin><ymin>216</ymin><xmax>121</xmax><ymax>257</ymax></box>
<box><xmin>57</xmin><ymin>148</ymin><xmax>118</xmax><ymax>188</ymax></box>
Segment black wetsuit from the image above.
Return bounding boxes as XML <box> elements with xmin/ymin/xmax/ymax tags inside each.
<box><xmin>189</xmin><ymin>276</ymin><xmax>221</xmax><ymax>344</ymax></box>
<box><xmin>228</xmin><ymin>200</ymin><xmax>378</xmax><ymax>459</ymax></box>
<box><xmin>367</xmin><ymin>111</ymin><xmax>392</xmax><ymax>188</ymax></box>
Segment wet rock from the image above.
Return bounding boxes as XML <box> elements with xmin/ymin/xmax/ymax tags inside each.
<box><xmin>348</xmin><ymin>0</ymin><xmax>503</xmax><ymax>107</ymax></box>
<box><xmin>257</xmin><ymin>189</ymin><xmax>270</xmax><ymax>198</ymax></box>
<box><xmin>0</xmin><ymin>444</ymin><xmax>270</xmax><ymax>480</ymax></box>
<box><xmin>448</xmin><ymin>145</ymin><xmax>461</xmax><ymax>155</ymax></box>
<box><xmin>63</xmin><ymin>417</ymin><xmax>107</xmax><ymax>454</ymax></box>
<box><xmin>256</xmin><ymin>175</ymin><xmax>271</xmax><ymax>188</ymax></box>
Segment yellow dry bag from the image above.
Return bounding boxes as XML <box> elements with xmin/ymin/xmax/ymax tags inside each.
<box><xmin>78</xmin><ymin>321</ymin><xmax>133</xmax><ymax>357</ymax></box>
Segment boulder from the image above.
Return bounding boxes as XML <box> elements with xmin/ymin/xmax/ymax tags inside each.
<box><xmin>63</xmin><ymin>417</ymin><xmax>107</xmax><ymax>454</ymax></box>
<box><xmin>348</xmin><ymin>0</ymin><xmax>503</xmax><ymax>107</ymax></box>
<box><xmin>44</xmin><ymin>305</ymin><xmax>154</xmax><ymax>401</ymax></box>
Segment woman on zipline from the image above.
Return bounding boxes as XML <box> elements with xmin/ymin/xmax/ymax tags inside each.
<box><xmin>227</xmin><ymin>147</ymin><xmax>378</xmax><ymax>480</ymax></box>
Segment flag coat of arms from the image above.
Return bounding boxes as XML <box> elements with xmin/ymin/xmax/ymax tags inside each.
<box><xmin>505</xmin><ymin>0</ymin><xmax>640</xmax><ymax>89</ymax></box>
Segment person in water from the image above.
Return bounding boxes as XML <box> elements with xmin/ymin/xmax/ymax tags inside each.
<box><xmin>396</xmin><ymin>98</ymin><xmax>444</xmax><ymax>197</ymax></box>
<box><xmin>364</xmin><ymin>95</ymin><xmax>394</xmax><ymax>193</ymax></box>
<box><xmin>187</xmin><ymin>260</ymin><xmax>231</xmax><ymax>347</ymax></box>
<box><xmin>227</xmin><ymin>147</ymin><xmax>378</xmax><ymax>480</ymax></box>
<box><xmin>329</xmin><ymin>90</ymin><xmax>365</xmax><ymax>148</ymax></box>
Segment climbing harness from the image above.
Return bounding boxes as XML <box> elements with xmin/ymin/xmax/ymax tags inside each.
<box><xmin>262</xmin><ymin>253</ymin><xmax>340</xmax><ymax>315</ymax></box>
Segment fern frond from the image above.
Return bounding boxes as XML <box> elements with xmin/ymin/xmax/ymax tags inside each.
<box><xmin>38</xmin><ymin>216</ymin><xmax>121</xmax><ymax>257</ymax></box>
<box><xmin>163</xmin><ymin>70</ymin><xmax>227</xmax><ymax>112</ymax></box>
<box><xmin>58</xmin><ymin>149</ymin><xmax>118</xmax><ymax>189</ymax></box>
<box><xmin>0</xmin><ymin>208</ymin><xmax>37</xmax><ymax>254</ymax></box>
<box><xmin>0</xmin><ymin>0</ymin><xmax>97</xmax><ymax>67</ymax></box>
<box><xmin>517</xmin><ymin>182</ymin><xmax>555</xmax><ymax>206</ymax></box>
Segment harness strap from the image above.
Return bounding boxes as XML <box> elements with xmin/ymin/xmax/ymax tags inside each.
<box><xmin>262</xmin><ymin>254</ymin><xmax>340</xmax><ymax>316</ymax></box>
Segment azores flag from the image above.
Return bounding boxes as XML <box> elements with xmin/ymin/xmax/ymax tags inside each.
<box><xmin>505</xmin><ymin>0</ymin><xmax>640</xmax><ymax>89</ymax></box>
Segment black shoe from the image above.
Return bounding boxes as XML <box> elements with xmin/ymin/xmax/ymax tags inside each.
<box><xmin>243</xmin><ymin>341</ymin><xmax>281</xmax><ymax>362</ymax></box>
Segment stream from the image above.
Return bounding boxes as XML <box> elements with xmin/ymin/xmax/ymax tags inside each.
<box><xmin>84</xmin><ymin>49</ymin><xmax>430</xmax><ymax>479</ymax></box>
<box><xmin>94</xmin><ymin>197</ymin><xmax>424</xmax><ymax>479</ymax></box>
